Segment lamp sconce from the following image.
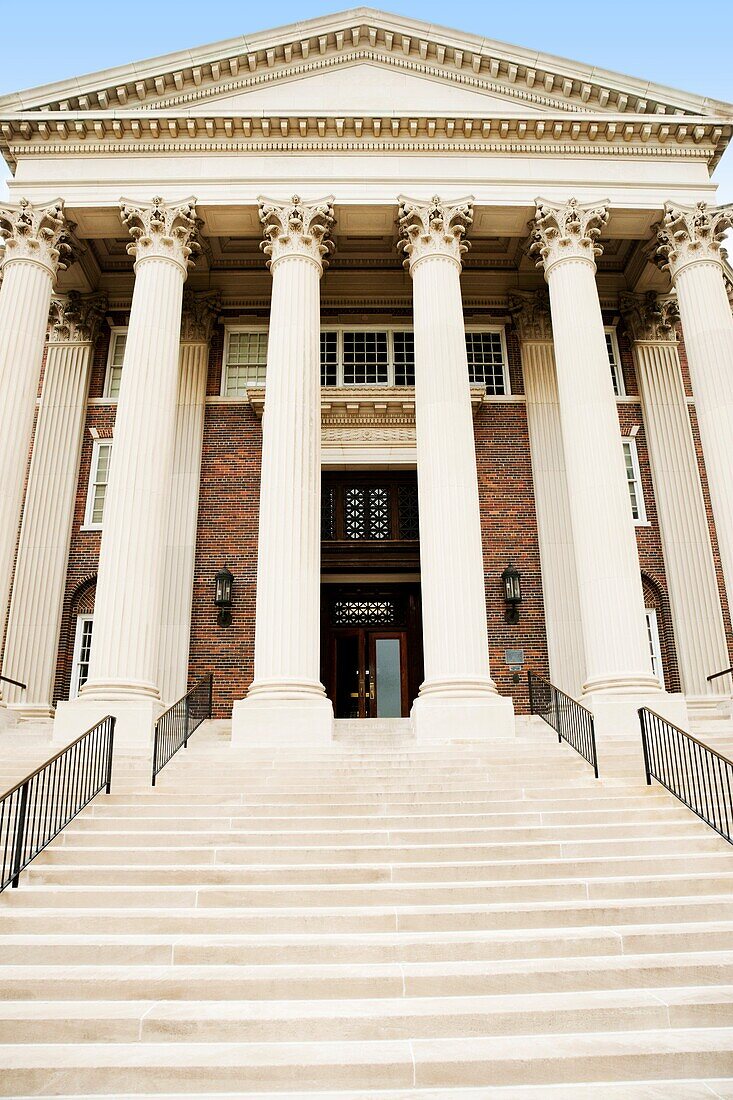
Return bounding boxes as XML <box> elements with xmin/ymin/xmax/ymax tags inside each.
<box><xmin>214</xmin><ymin>565</ymin><xmax>234</xmax><ymax>628</ymax></box>
<box><xmin>501</xmin><ymin>563</ymin><xmax>522</xmax><ymax>624</ymax></box>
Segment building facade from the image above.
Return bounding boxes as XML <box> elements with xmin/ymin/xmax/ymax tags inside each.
<box><xmin>0</xmin><ymin>8</ymin><xmax>732</xmax><ymax>755</ymax></box>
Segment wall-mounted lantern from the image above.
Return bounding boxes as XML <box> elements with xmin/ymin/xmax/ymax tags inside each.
<box><xmin>501</xmin><ymin>563</ymin><xmax>522</xmax><ymax>624</ymax></box>
<box><xmin>214</xmin><ymin>565</ymin><xmax>234</xmax><ymax>627</ymax></box>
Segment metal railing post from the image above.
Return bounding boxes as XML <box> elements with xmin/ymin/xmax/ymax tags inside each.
<box><xmin>10</xmin><ymin>782</ymin><xmax>29</xmax><ymax>888</ymax></box>
<box><xmin>105</xmin><ymin>717</ymin><xmax>116</xmax><ymax>794</ymax></box>
<box><xmin>638</xmin><ymin>708</ymin><xmax>652</xmax><ymax>785</ymax></box>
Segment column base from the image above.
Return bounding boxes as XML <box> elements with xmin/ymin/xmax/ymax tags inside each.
<box><xmin>232</xmin><ymin>683</ymin><xmax>334</xmax><ymax>747</ymax></box>
<box><xmin>6</xmin><ymin>703</ymin><xmax>56</xmax><ymax>721</ymax></box>
<box><xmin>53</xmin><ymin>696</ymin><xmax>164</xmax><ymax>756</ymax></box>
<box><xmin>411</xmin><ymin>688</ymin><xmax>515</xmax><ymax>743</ymax></box>
<box><xmin>582</xmin><ymin>688</ymin><xmax>688</xmax><ymax>779</ymax></box>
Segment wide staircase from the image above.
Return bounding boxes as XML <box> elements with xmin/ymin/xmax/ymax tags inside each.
<box><xmin>1</xmin><ymin>716</ymin><xmax>733</xmax><ymax>1096</ymax></box>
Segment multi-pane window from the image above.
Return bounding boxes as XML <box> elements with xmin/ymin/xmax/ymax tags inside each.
<box><xmin>605</xmin><ymin>328</ymin><xmax>625</xmax><ymax>396</ymax></box>
<box><xmin>84</xmin><ymin>441</ymin><xmax>112</xmax><ymax>528</ymax></box>
<box><xmin>342</xmin><ymin>331</ymin><xmax>390</xmax><ymax>385</ymax></box>
<box><xmin>223</xmin><ymin>331</ymin><xmax>268</xmax><ymax>394</ymax></box>
<box><xmin>465</xmin><ymin>331</ymin><xmax>507</xmax><ymax>394</ymax></box>
<box><xmin>622</xmin><ymin>438</ymin><xmax>646</xmax><ymax>524</ymax></box>
<box><xmin>645</xmin><ymin>608</ymin><xmax>665</xmax><ymax>687</ymax></box>
<box><xmin>105</xmin><ymin>330</ymin><xmax>127</xmax><ymax>399</ymax></box>
<box><xmin>71</xmin><ymin>615</ymin><xmax>94</xmax><ymax>699</ymax></box>
<box><xmin>320</xmin><ymin>331</ymin><xmax>338</xmax><ymax>386</ymax></box>
<box><xmin>393</xmin><ymin>331</ymin><xmax>415</xmax><ymax>386</ymax></box>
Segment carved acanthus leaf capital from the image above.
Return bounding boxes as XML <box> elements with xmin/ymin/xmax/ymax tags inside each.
<box><xmin>508</xmin><ymin>290</ymin><xmax>553</xmax><ymax>342</ymax></box>
<box><xmin>258</xmin><ymin>194</ymin><xmax>335</xmax><ymax>272</ymax></box>
<box><xmin>181</xmin><ymin>290</ymin><xmax>221</xmax><ymax>343</ymax></box>
<box><xmin>397</xmin><ymin>194</ymin><xmax>473</xmax><ymax>271</ymax></box>
<box><xmin>48</xmin><ymin>292</ymin><xmax>108</xmax><ymax>344</ymax></box>
<box><xmin>119</xmin><ymin>195</ymin><xmax>200</xmax><ymax>273</ymax></box>
<box><xmin>529</xmin><ymin>197</ymin><xmax>609</xmax><ymax>275</ymax></box>
<box><xmin>620</xmin><ymin>291</ymin><xmax>679</xmax><ymax>344</ymax></box>
<box><xmin>0</xmin><ymin>198</ymin><xmax>75</xmax><ymax>277</ymax></box>
<box><xmin>653</xmin><ymin>201</ymin><xmax>733</xmax><ymax>280</ymax></box>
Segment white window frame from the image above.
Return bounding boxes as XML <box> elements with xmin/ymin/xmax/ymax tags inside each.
<box><xmin>70</xmin><ymin>614</ymin><xmax>94</xmax><ymax>699</ymax></box>
<box><xmin>83</xmin><ymin>439</ymin><xmax>113</xmax><ymax>530</ymax></box>
<box><xmin>645</xmin><ymin>608</ymin><xmax>665</xmax><ymax>688</ymax></box>
<box><xmin>221</xmin><ymin>323</ymin><xmax>510</xmax><ymax>395</ymax></box>
<box><xmin>605</xmin><ymin>326</ymin><xmax>625</xmax><ymax>397</ymax></box>
<box><xmin>622</xmin><ymin>436</ymin><xmax>647</xmax><ymax>525</ymax></box>
<box><xmin>104</xmin><ymin>327</ymin><xmax>128</xmax><ymax>400</ymax></box>
<box><xmin>221</xmin><ymin>326</ymin><xmax>269</xmax><ymax>396</ymax></box>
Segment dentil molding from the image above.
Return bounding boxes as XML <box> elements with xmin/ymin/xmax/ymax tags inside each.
<box><xmin>48</xmin><ymin>291</ymin><xmax>107</xmax><ymax>343</ymax></box>
<box><xmin>258</xmin><ymin>194</ymin><xmax>335</xmax><ymax>272</ymax></box>
<box><xmin>0</xmin><ymin>197</ymin><xmax>74</xmax><ymax>276</ymax></box>
<box><xmin>653</xmin><ymin>201</ymin><xmax>733</xmax><ymax>281</ymax></box>
<box><xmin>119</xmin><ymin>195</ymin><xmax>200</xmax><ymax>273</ymax></box>
<box><xmin>397</xmin><ymin>195</ymin><xmax>473</xmax><ymax>271</ymax></box>
<box><xmin>530</xmin><ymin>197</ymin><xmax>610</xmax><ymax>275</ymax></box>
<box><xmin>620</xmin><ymin>291</ymin><xmax>679</xmax><ymax>344</ymax></box>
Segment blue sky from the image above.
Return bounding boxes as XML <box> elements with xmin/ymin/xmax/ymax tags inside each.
<box><xmin>1</xmin><ymin>0</ymin><xmax>732</xmax><ymax>200</ymax></box>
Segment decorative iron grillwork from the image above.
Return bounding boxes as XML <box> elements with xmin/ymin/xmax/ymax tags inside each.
<box><xmin>331</xmin><ymin>598</ymin><xmax>406</xmax><ymax>626</ymax></box>
<box><xmin>321</xmin><ymin>486</ymin><xmax>335</xmax><ymax>540</ymax></box>
<box><xmin>398</xmin><ymin>485</ymin><xmax>420</xmax><ymax>539</ymax></box>
<box><xmin>344</xmin><ymin>486</ymin><xmax>392</xmax><ymax>540</ymax></box>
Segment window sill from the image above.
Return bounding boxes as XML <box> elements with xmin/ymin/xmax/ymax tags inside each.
<box><xmin>80</xmin><ymin>524</ymin><xmax>103</xmax><ymax>533</ymax></box>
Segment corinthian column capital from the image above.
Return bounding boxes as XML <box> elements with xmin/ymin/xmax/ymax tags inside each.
<box><xmin>508</xmin><ymin>289</ymin><xmax>553</xmax><ymax>342</ymax></box>
<box><xmin>397</xmin><ymin>194</ymin><xmax>473</xmax><ymax>272</ymax></box>
<box><xmin>0</xmin><ymin>198</ymin><xmax>74</xmax><ymax>277</ymax></box>
<box><xmin>181</xmin><ymin>290</ymin><xmax>220</xmax><ymax>343</ymax></box>
<box><xmin>620</xmin><ymin>291</ymin><xmax>679</xmax><ymax>344</ymax></box>
<box><xmin>48</xmin><ymin>291</ymin><xmax>107</xmax><ymax>344</ymax></box>
<box><xmin>530</xmin><ymin>197</ymin><xmax>610</xmax><ymax>276</ymax></box>
<box><xmin>653</xmin><ymin>201</ymin><xmax>733</xmax><ymax>281</ymax></box>
<box><xmin>119</xmin><ymin>195</ymin><xmax>200</xmax><ymax>275</ymax></box>
<box><xmin>258</xmin><ymin>194</ymin><xmax>335</xmax><ymax>273</ymax></box>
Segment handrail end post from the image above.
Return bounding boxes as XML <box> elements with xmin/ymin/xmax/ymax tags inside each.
<box><xmin>638</xmin><ymin>707</ymin><xmax>652</xmax><ymax>785</ymax></box>
<box><xmin>105</xmin><ymin>716</ymin><xmax>116</xmax><ymax>795</ymax></box>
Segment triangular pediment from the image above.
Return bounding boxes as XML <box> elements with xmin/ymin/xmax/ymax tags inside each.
<box><xmin>177</xmin><ymin>62</ymin><xmax>548</xmax><ymax>116</ymax></box>
<box><xmin>1</xmin><ymin>8</ymin><xmax>730</xmax><ymax>121</ymax></box>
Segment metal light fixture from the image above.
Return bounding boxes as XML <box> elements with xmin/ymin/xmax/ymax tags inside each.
<box><xmin>501</xmin><ymin>563</ymin><xmax>522</xmax><ymax>624</ymax></box>
<box><xmin>214</xmin><ymin>565</ymin><xmax>234</xmax><ymax>627</ymax></box>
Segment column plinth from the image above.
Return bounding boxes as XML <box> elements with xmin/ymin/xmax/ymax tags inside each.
<box><xmin>54</xmin><ymin>197</ymin><xmax>199</xmax><ymax>752</ymax></box>
<box><xmin>531</xmin><ymin>198</ymin><xmax>687</xmax><ymax>748</ymax></box>
<box><xmin>232</xmin><ymin>195</ymin><xmax>335</xmax><ymax>746</ymax></box>
<box><xmin>653</xmin><ymin>201</ymin><xmax>733</xmax><ymax>637</ymax></box>
<box><xmin>398</xmin><ymin>195</ymin><xmax>514</xmax><ymax>742</ymax></box>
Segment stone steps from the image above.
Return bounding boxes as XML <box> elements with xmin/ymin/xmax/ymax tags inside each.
<box><xmin>1</xmin><ymin>719</ymin><xmax>732</xmax><ymax>1094</ymax></box>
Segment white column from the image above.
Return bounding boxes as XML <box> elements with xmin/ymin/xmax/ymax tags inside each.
<box><xmin>654</xmin><ymin>201</ymin><xmax>733</xmax><ymax>623</ymax></box>
<box><xmin>0</xmin><ymin>199</ymin><xmax>71</xmax><ymax>726</ymax></box>
<box><xmin>531</xmin><ymin>198</ymin><xmax>686</xmax><ymax>740</ymax></box>
<box><xmin>158</xmin><ymin>292</ymin><xmax>218</xmax><ymax>705</ymax></box>
<box><xmin>511</xmin><ymin>292</ymin><xmax>585</xmax><ymax>699</ymax></box>
<box><xmin>54</xmin><ymin>197</ymin><xmax>199</xmax><ymax>751</ymax></box>
<box><xmin>622</xmin><ymin>291</ymin><xmax>730</xmax><ymax>714</ymax></box>
<box><xmin>398</xmin><ymin>195</ymin><xmax>513</xmax><ymax>741</ymax></box>
<box><xmin>233</xmin><ymin>196</ymin><xmax>335</xmax><ymax>746</ymax></box>
<box><xmin>2</xmin><ymin>294</ymin><xmax>106</xmax><ymax>717</ymax></box>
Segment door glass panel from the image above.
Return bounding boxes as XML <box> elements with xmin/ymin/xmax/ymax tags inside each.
<box><xmin>375</xmin><ymin>637</ymin><xmax>402</xmax><ymax>718</ymax></box>
<box><xmin>335</xmin><ymin>634</ymin><xmax>361</xmax><ymax>718</ymax></box>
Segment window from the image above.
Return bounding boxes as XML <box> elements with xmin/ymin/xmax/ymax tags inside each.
<box><xmin>645</xmin><ymin>608</ymin><xmax>665</xmax><ymax>688</ymax></box>
<box><xmin>320</xmin><ymin>331</ymin><xmax>338</xmax><ymax>386</ymax></box>
<box><xmin>104</xmin><ymin>329</ymin><xmax>127</xmax><ymax>399</ymax></box>
<box><xmin>393</xmin><ymin>331</ymin><xmax>415</xmax><ymax>386</ymax></box>
<box><xmin>465</xmin><ymin>331</ymin><xmax>507</xmax><ymax>394</ymax></box>
<box><xmin>322</xmin><ymin>475</ymin><xmax>419</xmax><ymax>542</ymax></box>
<box><xmin>70</xmin><ymin>615</ymin><xmax>93</xmax><ymax>698</ymax></box>
<box><xmin>622</xmin><ymin>438</ymin><xmax>646</xmax><ymax>524</ymax></box>
<box><xmin>84</xmin><ymin>440</ymin><xmax>112</xmax><ymax>528</ymax></box>
<box><xmin>223</xmin><ymin>330</ymin><xmax>268</xmax><ymax>395</ymax></box>
<box><xmin>342</xmin><ymin>331</ymin><xmax>390</xmax><ymax>385</ymax></box>
<box><xmin>605</xmin><ymin>327</ymin><xmax>624</xmax><ymax>397</ymax></box>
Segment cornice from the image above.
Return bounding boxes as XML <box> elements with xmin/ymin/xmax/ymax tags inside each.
<box><xmin>2</xmin><ymin>10</ymin><xmax>728</xmax><ymax>121</ymax></box>
<box><xmin>244</xmin><ymin>382</ymin><xmax>488</xmax><ymax>422</ymax></box>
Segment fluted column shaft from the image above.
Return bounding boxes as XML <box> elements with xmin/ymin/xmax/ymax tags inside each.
<box><xmin>3</xmin><ymin>296</ymin><xmax>104</xmax><ymax>715</ymax></box>
<box><xmin>159</xmin><ymin>305</ymin><xmax>215</xmax><ymax>704</ymax></box>
<box><xmin>532</xmin><ymin>199</ymin><xmax>659</xmax><ymax>704</ymax></box>
<box><xmin>516</xmin><ymin>307</ymin><xmax>585</xmax><ymax>698</ymax></box>
<box><xmin>411</xmin><ymin>254</ymin><xmax>495</xmax><ymax>690</ymax></box>
<box><xmin>0</xmin><ymin>200</ymin><xmax>69</xmax><ymax>670</ymax></box>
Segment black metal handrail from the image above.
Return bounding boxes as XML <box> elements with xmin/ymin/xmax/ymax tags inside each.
<box><xmin>639</xmin><ymin>707</ymin><xmax>732</xmax><ymax>844</ymax></box>
<box><xmin>0</xmin><ymin>715</ymin><xmax>115</xmax><ymax>891</ymax></box>
<box><xmin>707</xmin><ymin>666</ymin><xmax>733</xmax><ymax>684</ymax></box>
<box><xmin>528</xmin><ymin>670</ymin><xmax>599</xmax><ymax>777</ymax></box>
<box><xmin>152</xmin><ymin>673</ymin><xmax>213</xmax><ymax>785</ymax></box>
<box><xmin>0</xmin><ymin>674</ymin><xmax>27</xmax><ymax>690</ymax></box>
